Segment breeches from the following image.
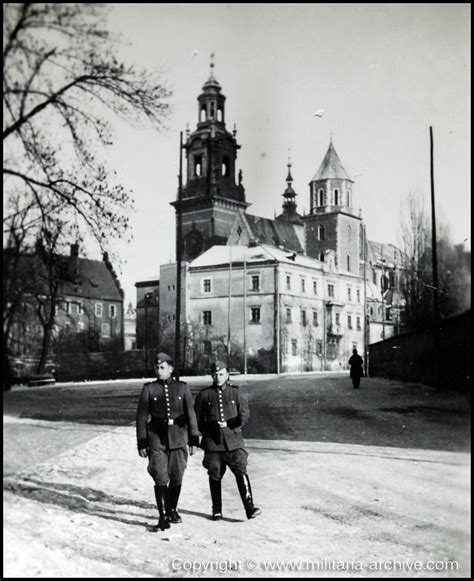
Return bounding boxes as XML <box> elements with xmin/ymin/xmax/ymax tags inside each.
<box><xmin>203</xmin><ymin>449</ymin><xmax>249</xmax><ymax>481</ymax></box>
<box><xmin>147</xmin><ymin>447</ymin><xmax>188</xmax><ymax>487</ymax></box>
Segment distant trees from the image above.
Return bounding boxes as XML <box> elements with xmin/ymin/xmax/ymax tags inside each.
<box><xmin>3</xmin><ymin>3</ymin><xmax>172</xmax><ymax>374</ymax></box>
<box><xmin>399</xmin><ymin>192</ymin><xmax>471</xmax><ymax>332</ymax></box>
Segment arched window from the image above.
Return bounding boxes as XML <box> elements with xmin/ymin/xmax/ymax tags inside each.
<box><xmin>222</xmin><ymin>157</ymin><xmax>230</xmax><ymax>177</ymax></box>
<box><xmin>217</xmin><ymin>107</ymin><xmax>223</xmax><ymax>122</ymax></box>
<box><xmin>318</xmin><ymin>189</ymin><xmax>324</xmax><ymax>206</ymax></box>
<box><xmin>200</xmin><ymin>106</ymin><xmax>206</xmax><ymax>123</ymax></box>
<box><xmin>318</xmin><ymin>225</ymin><xmax>325</xmax><ymax>241</ymax></box>
<box><xmin>194</xmin><ymin>155</ymin><xmax>202</xmax><ymax>177</ymax></box>
<box><xmin>334</xmin><ymin>189</ymin><xmax>339</xmax><ymax>205</ymax></box>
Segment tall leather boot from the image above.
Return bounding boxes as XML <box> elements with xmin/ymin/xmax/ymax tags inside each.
<box><xmin>167</xmin><ymin>484</ymin><xmax>182</xmax><ymax>524</ymax></box>
<box><xmin>152</xmin><ymin>485</ymin><xmax>170</xmax><ymax>531</ymax></box>
<box><xmin>209</xmin><ymin>478</ymin><xmax>223</xmax><ymax>520</ymax></box>
<box><xmin>235</xmin><ymin>474</ymin><xmax>261</xmax><ymax>519</ymax></box>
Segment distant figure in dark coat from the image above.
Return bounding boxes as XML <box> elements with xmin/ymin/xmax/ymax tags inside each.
<box><xmin>348</xmin><ymin>349</ymin><xmax>364</xmax><ymax>389</ymax></box>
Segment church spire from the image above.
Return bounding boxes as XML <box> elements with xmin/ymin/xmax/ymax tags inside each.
<box><xmin>275</xmin><ymin>156</ymin><xmax>303</xmax><ymax>225</ymax></box>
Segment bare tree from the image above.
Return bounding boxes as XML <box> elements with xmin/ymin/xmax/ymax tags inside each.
<box><xmin>399</xmin><ymin>191</ymin><xmax>471</xmax><ymax>332</ymax></box>
<box><xmin>3</xmin><ymin>3</ymin><xmax>172</xmax><ymax>373</ymax></box>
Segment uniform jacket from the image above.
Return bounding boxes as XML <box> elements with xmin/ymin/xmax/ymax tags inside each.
<box><xmin>136</xmin><ymin>378</ymin><xmax>199</xmax><ymax>451</ymax></box>
<box><xmin>348</xmin><ymin>354</ymin><xmax>364</xmax><ymax>378</ymax></box>
<box><xmin>194</xmin><ymin>382</ymin><xmax>249</xmax><ymax>452</ymax></box>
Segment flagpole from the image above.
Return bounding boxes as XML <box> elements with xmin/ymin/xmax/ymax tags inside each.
<box><xmin>227</xmin><ymin>243</ymin><xmax>232</xmax><ymax>364</ymax></box>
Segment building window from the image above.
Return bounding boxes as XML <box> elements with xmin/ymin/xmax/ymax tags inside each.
<box><xmin>318</xmin><ymin>189</ymin><xmax>324</xmax><ymax>206</ymax></box>
<box><xmin>356</xmin><ymin>316</ymin><xmax>361</xmax><ymax>330</ymax></box>
<box><xmin>347</xmin><ymin>255</ymin><xmax>350</xmax><ymax>271</ymax></box>
<box><xmin>77</xmin><ymin>302</ymin><xmax>84</xmax><ymax>315</ymax></box>
<box><xmin>194</xmin><ymin>154</ymin><xmax>202</xmax><ymax>177</ymax></box>
<box><xmin>312</xmin><ymin>311</ymin><xmax>319</xmax><ymax>327</ymax></box>
<box><xmin>317</xmin><ymin>225</ymin><xmax>325</xmax><ymax>240</ymax></box>
<box><xmin>202</xmin><ymin>278</ymin><xmax>212</xmax><ymax>293</ymax></box>
<box><xmin>319</xmin><ymin>252</ymin><xmax>325</xmax><ymax>262</ymax></box>
<box><xmin>95</xmin><ymin>303</ymin><xmax>102</xmax><ymax>317</ymax></box>
<box><xmin>313</xmin><ymin>280</ymin><xmax>318</xmax><ymax>295</ymax></box>
<box><xmin>286</xmin><ymin>307</ymin><xmax>292</xmax><ymax>324</ymax></box>
<box><xmin>335</xmin><ymin>313</ymin><xmax>340</xmax><ymax>326</ymax></box>
<box><xmin>347</xmin><ymin>287</ymin><xmax>352</xmax><ymax>301</ymax></box>
<box><xmin>250</xmin><ymin>307</ymin><xmax>261</xmax><ymax>324</ymax></box>
<box><xmin>109</xmin><ymin>304</ymin><xmax>117</xmax><ymax>318</ymax></box>
<box><xmin>222</xmin><ymin>157</ymin><xmax>230</xmax><ymax>177</ymax></box>
<box><xmin>356</xmin><ymin>289</ymin><xmax>360</xmax><ymax>302</ymax></box>
<box><xmin>101</xmin><ymin>323</ymin><xmax>110</xmax><ymax>337</ymax></box>
<box><xmin>202</xmin><ymin>311</ymin><xmax>212</xmax><ymax>325</ymax></box>
<box><xmin>328</xmin><ymin>284</ymin><xmax>335</xmax><ymax>298</ymax></box>
<box><xmin>291</xmin><ymin>339</ymin><xmax>297</xmax><ymax>356</ymax></box>
<box><xmin>316</xmin><ymin>340</ymin><xmax>323</xmax><ymax>356</ymax></box>
<box><xmin>334</xmin><ymin>189</ymin><xmax>339</xmax><ymax>204</ymax></box>
<box><xmin>65</xmin><ymin>301</ymin><xmax>71</xmax><ymax>314</ymax></box>
<box><xmin>301</xmin><ymin>278</ymin><xmax>306</xmax><ymax>293</ymax></box>
<box><xmin>286</xmin><ymin>275</ymin><xmax>291</xmax><ymax>290</ymax></box>
<box><xmin>348</xmin><ymin>315</ymin><xmax>353</xmax><ymax>329</ymax></box>
<box><xmin>251</xmin><ymin>275</ymin><xmax>260</xmax><ymax>292</ymax></box>
<box><xmin>301</xmin><ymin>309</ymin><xmax>307</xmax><ymax>326</ymax></box>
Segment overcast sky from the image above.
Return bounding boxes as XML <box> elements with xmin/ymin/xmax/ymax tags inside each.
<box><xmin>101</xmin><ymin>3</ymin><xmax>470</xmax><ymax>306</ymax></box>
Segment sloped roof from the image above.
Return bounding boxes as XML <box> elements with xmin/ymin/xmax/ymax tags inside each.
<box><xmin>189</xmin><ymin>243</ymin><xmax>324</xmax><ymax>271</ymax></box>
<box><xmin>9</xmin><ymin>252</ymin><xmax>123</xmax><ymax>301</ymax></box>
<box><xmin>368</xmin><ymin>241</ymin><xmax>404</xmax><ymax>268</ymax></box>
<box><xmin>245</xmin><ymin>214</ymin><xmax>304</xmax><ymax>253</ymax></box>
<box><xmin>311</xmin><ymin>140</ymin><xmax>352</xmax><ymax>181</ymax></box>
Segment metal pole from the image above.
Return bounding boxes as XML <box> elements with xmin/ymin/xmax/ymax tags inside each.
<box><xmin>175</xmin><ymin>131</ymin><xmax>183</xmax><ymax>380</ymax></box>
<box><xmin>275</xmin><ymin>264</ymin><xmax>280</xmax><ymax>374</ymax></box>
<box><xmin>243</xmin><ymin>249</ymin><xmax>247</xmax><ymax>374</ymax></box>
<box><xmin>363</xmin><ymin>225</ymin><xmax>369</xmax><ymax>377</ymax></box>
<box><xmin>145</xmin><ymin>293</ymin><xmax>149</xmax><ymax>371</ymax></box>
<box><xmin>227</xmin><ymin>243</ymin><xmax>232</xmax><ymax>364</ymax></box>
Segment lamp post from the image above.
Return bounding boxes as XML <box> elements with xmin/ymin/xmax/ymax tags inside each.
<box><xmin>144</xmin><ymin>291</ymin><xmax>153</xmax><ymax>371</ymax></box>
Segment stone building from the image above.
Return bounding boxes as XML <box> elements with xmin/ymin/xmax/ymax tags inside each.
<box><xmin>136</xmin><ymin>61</ymin><xmax>405</xmax><ymax>372</ymax></box>
<box><xmin>6</xmin><ymin>243</ymin><xmax>125</xmax><ymax>358</ymax></box>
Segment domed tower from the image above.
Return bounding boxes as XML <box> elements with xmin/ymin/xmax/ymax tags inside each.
<box><xmin>275</xmin><ymin>158</ymin><xmax>303</xmax><ymax>225</ymax></box>
<box><xmin>171</xmin><ymin>55</ymin><xmax>249</xmax><ymax>261</ymax></box>
<box><xmin>304</xmin><ymin>138</ymin><xmax>362</xmax><ymax>274</ymax></box>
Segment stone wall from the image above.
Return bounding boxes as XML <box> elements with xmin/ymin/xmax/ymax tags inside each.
<box><xmin>369</xmin><ymin>310</ymin><xmax>470</xmax><ymax>391</ymax></box>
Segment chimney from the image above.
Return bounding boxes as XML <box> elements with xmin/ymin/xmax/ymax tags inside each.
<box><xmin>70</xmin><ymin>243</ymin><xmax>79</xmax><ymax>258</ymax></box>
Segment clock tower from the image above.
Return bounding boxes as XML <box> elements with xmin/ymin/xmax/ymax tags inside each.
<box><xmin>171</xmin><ymin>56</ymin><xmax>250</xmax><ymax>261</ymax></box>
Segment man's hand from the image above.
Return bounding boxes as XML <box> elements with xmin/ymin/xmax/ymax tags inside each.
<box><xmin>218</xmin><ymin>420</ymin><xmax>227</xmax><ymax>428</ymax></box>
<box><xmin>138</xmin><ymin>448</ymin><xmax>148</xmax><ymax>458</ymax></box>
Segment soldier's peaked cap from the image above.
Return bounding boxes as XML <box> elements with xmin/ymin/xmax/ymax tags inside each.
<box><xmin>211</xmin><ymin>360</ymin><xmax>228</xmax><ymax>374</ymax></box>
<box><xmin>156</xmin><ymin>352</ymin><xmax>174</xmax><ymax>365</ymax></box>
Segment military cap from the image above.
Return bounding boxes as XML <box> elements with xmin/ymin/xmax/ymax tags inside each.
<box><xmin>155</xmin><ymin>352</ymin><xmax>174</xmax><ymax>365</ymax></box>
<box><xmin>210</xmin><ymin>360</ymin><xmax>228</xmax><ymax>374</ymax></box>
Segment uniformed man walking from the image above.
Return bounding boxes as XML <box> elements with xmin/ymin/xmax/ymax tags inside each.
<box><xmin>136</xmin><ymin>352</ymin><xmax>199</xmax><ymax>531</ymax></box>
<box><xmin>194</xmin><ymin>361</ymin><xmax>261</xmax><ymax>521</ymax></box>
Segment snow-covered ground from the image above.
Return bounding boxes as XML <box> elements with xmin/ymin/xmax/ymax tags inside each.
<box><xmin>3</xmin><ymin>416</ymin><xmax>470</xmax><ymax>578</ymax></box>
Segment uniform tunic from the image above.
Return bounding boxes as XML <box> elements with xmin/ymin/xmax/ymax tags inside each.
<box><xmin>194</xmin><ymin>382</ymin><xmax>250</xmax><ymax>480</ymax></box>
<box><xmin>136</xmin><ymin>378</ymin><xmax>199</xmax><ymax>486</ymax></box>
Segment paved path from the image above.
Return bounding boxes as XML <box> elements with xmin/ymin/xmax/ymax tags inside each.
<box><xmin>3</xmin><ymin>418</ymin><xmax>470</xmax><ymax>578</ymax></box>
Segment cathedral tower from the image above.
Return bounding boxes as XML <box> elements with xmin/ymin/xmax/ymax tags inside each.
<box><xmin>304</xmin><ymin>139</ymin><xmax>362</xmax><ymax>274</ymax></box>
<box><xmin>171</xmin><ymin>56</ymin><xmax>249</xmax><ymax>261</ymax></box>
